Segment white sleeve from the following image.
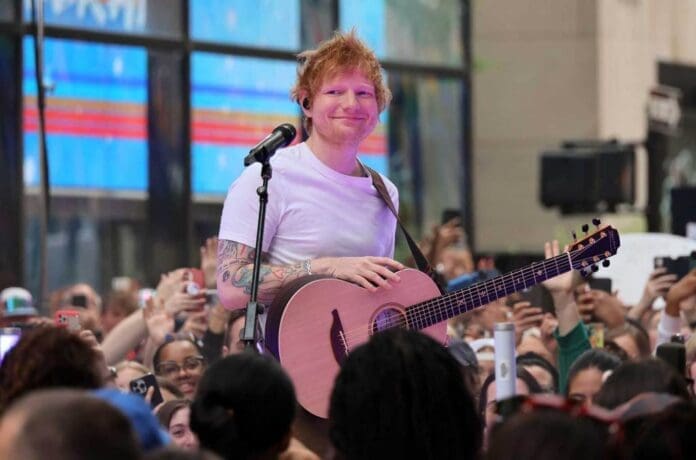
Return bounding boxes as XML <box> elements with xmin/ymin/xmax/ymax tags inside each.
<box><xmin>218</xmin><ymin>164</ymin><xmax>282</xmax><ymax>252</ymax></box>
<box><xmin>655</xmin><ymin>311</ymin><xmax>682</xmax><ymax>350</ymax></box>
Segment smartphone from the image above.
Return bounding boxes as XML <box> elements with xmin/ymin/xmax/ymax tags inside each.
<box><xmin>129</xmin><ymin>373</ymin><xmax>164</xmax><ymax>408</ymax></box>
<box><xmin>70</xmin><ymin>294</ymin><xmax>88</xmax><ymax>309</ymax></box>
<box><xmin>54</xmin><ymin>310</ymin><xmax>81</xmax><ymax>332</ymax></box>
<box><xmin>0</xmin><ymin>328</ymin><xmax>21</xmax><ymax>364</ymax></box>
<box><xmin>588</xmin><ymin>277</ymin><xmax>612</xmax><ymax>294</ymax></box>
<box><xmin>654</xmin><ymin>254</ymin><xmax>696</xmax><ymax>281</ymax></box>
<box><xmin>441</xmin><ymin>208</ymin><xmax>462</xmax><ymax>225</ymax></box>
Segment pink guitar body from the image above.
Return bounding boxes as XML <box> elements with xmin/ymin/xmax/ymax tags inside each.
<box><xmin>265</xmin><ymin>269</ymin><xmax>444</xmax><ymax>419</ymax></box>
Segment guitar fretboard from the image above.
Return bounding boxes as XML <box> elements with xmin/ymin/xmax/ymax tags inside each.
<box><xmin>404</xmin><ymin>252</ymin><xmax>572</xmax><ymax>331</ymax></box>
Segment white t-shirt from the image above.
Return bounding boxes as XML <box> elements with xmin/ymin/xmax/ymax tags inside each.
<box><xmin>218</xmin><ymin>142</ymin><xmax>398</xmax><ymax>265</ymax></box>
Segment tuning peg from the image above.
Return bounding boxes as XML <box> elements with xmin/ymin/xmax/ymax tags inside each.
<box><xmin>592</xmin><ymin>218</ymin><xmax>601</xmax><ymax>228</ymax></box>
<box><xmin>582</xmin><ymin>224</ymin><xmax>589</xmax><ymax>234</ymax></box>
<box><xmin>602</xmin><ymin>260</ymin><xmax>610</xmax><ymax>268</ymax></box>
<box><xmin>571</xmin><ymin>231</ymin><xmax>577</xmax><ymax>241</ymax></box>
<box><xmin>591</xmin><ymin>264</ymin><xmax>599</xmax><ymax>272</ymax></box>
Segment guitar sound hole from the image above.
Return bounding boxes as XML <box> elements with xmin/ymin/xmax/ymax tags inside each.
<box><xmin>371</xmin><ymin>307</ymin><xmax>407</xmax><ymax>334</ymax></box>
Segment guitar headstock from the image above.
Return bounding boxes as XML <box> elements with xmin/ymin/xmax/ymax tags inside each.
<box><xmin>568</xmin><ymin>219</ymin><xmax>621</xmax><ymax>276</ymax></box>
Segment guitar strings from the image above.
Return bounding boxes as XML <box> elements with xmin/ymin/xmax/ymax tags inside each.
<box><xmin>339</xmin><ymin>250</ymin><xmax>581</xmax><ymax>347</ymax></box>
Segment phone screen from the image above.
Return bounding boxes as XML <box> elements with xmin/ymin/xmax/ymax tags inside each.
<box><xmin>0</xmin><ymin>328</ymin><xmax>21</xmax><ymax>364</ymax></box>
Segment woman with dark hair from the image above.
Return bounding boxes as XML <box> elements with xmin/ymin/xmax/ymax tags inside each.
<box><xmin>516</xmin><ymin>352</ymin><xmax>559</xmax><ymax>393</ymax></box>
<box><xmin>486</xmin><ymin>404</ymin><xmax>614</xmax><ymax>460</ymax></box>
<box><xmin>156</xmin><ymin>399</ymin><xmax>198</xmax><ymax>450</ymax></box>
<box><xmin>329</xmin><ymin>329</ymin><xmax>481</xmax><ymax>460</ymax></box>
<box><xmin>190</xmin><ymin>352</ymin><xmax>296</xmax><ymax>460</ymax></box>
<box><xmin>153</xmin><ymin>339</ymin><xmax>207</xmax><ymax>399</ymax></box>
<box><xmin>0</xmin><ymin>326</ymin><xmax>104</xmax><ymax>413</ymax></box>
<box><xmin>478</xmin><ymin>367</ymin><xmax>544</xmax><ymax>439</ymax></box>
<box><xmin>566</xmin><ymin>349</ymin><xmax>621</xmax><ymax>405</ymax></box>
<box><xmin>593</xmin><ymin>358</ymin><xmax>690</xmax><ymax>409</ymax></box>
<box><xmin>605</xmin><ymin>317</ymin><xmax>651</xmax><ymax>359</ymax></box>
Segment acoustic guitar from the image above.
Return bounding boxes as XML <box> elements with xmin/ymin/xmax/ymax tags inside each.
<box><xmin>265</xmin><ymin>224</ymin><xmax>620</xmax><ymax>418</ymax></box>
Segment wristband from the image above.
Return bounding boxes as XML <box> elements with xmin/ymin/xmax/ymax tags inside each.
<box><xmin>302</xmin><ymin>259</ymin><xmax>312</xmax><ymax>275</ymax></box>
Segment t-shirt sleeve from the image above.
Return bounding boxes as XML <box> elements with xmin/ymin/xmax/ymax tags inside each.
<box><xmin>218</xmin><ymin>165</ymin><xmax>282</xmax><ymax>252</ymax></box>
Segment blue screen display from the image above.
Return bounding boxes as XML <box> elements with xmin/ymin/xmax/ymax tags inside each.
<box><xmin>23</xmin><ymin>37</ymin><xmax>148</xmax><ymax>192</ymax></box>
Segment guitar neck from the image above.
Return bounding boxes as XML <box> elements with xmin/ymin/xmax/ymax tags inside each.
<box><xmin>405</xmin><ymin>252</ymin><xmax>572</xmax><ymax>331</ymax></box>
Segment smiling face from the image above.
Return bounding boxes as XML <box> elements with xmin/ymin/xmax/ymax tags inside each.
<box><xmin>304</xmin><ymin>69</ymin><xmax>379</xmax><ymax>149</ymax></box>
<box><xmin>156</xmin><ymin>341</ymin><xmax>205</xmax><ymax>399</ymax></box>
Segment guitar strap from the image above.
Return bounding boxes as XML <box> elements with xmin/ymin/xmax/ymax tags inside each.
<box><xmin>365</xmin><ymin>166</ymin><xmax>447</xmax><ymax>294</ymax></box>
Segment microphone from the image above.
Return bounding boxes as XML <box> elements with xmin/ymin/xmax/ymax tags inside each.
<box><xmin>243</xmin><ymin>123</ymin><xmax>297</xmax><ymax>166</ymax></box>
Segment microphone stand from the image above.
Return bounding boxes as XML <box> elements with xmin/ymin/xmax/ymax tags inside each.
<box><xmin>240</xmin><ymin>156</ymin><xmax>273</xmax><ymax>352</ymax></box>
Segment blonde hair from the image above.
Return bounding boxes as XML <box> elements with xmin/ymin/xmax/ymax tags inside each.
<box><xmin>290</xmin><ymin>30</ymin><xmax>391</xmax><ymax>132</ymax></box>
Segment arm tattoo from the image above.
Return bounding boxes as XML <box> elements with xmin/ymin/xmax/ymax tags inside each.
<box><xmin>217</xmin><ymin>239</ymin><xmax>309</xmax><ymax>304</ymax></box>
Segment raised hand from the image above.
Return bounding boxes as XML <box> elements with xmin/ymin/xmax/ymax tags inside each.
<box><xmin>511</xmin><ymin>301</ymin><xmax>544</xmax><ymax>345</ymax></box>
<box><xmin>665</xmin><ymin>269</ymin><xmax>696</xmax><ymax>316</ymax></box>
<box><xmin>312</xmin><ymin>256</ymin><xmax>405</xmax><ymax>292</ymax></box>
<box><xmin>200</xmin><ymin>236</ymin><xmax>219</xmax><ymax>289</ymax></box>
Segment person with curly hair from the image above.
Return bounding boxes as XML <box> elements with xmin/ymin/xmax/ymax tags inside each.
<box><xmin>0</xmin><ymin>326</ymin><xmax>104</xmax><ymax>413</ymax></box>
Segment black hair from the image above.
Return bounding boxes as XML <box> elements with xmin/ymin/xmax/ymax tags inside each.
<box><xmin>190</xmin><ymin>352</ymin><xmax>296</xmax><ymax>460</ymax></box>
<box><xmin>625</xmin><ymin>400</ymin><xmax>696</xmax><ymax>460</ymax></box>
<box><xmin>152</xmin><ymin>338</ymin><xmax>205</xmax><ymax>371</ymax></box>
<box><xmin>566</xmin><ymin>348</ymin><xmax>621</xmax><ymax>396</ymax></box>
<box><xmin>478</xmin><ymin>367</ymin><xmax>544</xmax><ymax>422</ymax></box>
<box><xmin>329</xmin><ymin>329</ymin><xmax>481</xmax><ymax>460</ymax></box>
<box><xmin>486</xmin><ymin>408</ymin><xmax>612</xmax><ymax>460</ymax></box>
<box><xmin>593</xmin><ymin>358</ymin><xmax>690</xmax><ymax>409</ymax></box>
<box><xmin>516</xmin><ymin>352</ymin><xmax>559</xmax><ymax>393</ymax></box>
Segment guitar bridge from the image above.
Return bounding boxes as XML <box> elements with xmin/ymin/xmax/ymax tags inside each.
<box><xmin>330</xmin><ymin>309</ymin><xmax>349</xmax><ymax>364</ymax></box>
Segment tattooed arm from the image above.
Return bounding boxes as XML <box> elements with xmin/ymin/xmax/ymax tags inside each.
<box><xmin>216</xmin><ymin>239</ymin><xmax>406</xmax><ymax>310</ymax></box>
<box><xmin>216</xmin><ymin>239</ymin><xmax>309</xmax><ymax>309</ymax></box>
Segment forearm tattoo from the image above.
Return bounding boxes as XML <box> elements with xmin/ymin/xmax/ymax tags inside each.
<box><xmin>217</xmin><ymin>239</ymin><xmax>308</xmax><ymax>304</ymax></box>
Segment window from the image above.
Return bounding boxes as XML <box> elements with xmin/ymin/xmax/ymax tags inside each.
<box><xmin>340</xmin><ymin>0</ymin><xmax>463</xmax><ymax>67</ymax></box>
<box><xmin>190</xmin><ymin>0</ymin><xmax>300</xmax><ymax>50</ymax></box>
<box><xmin>191</xmin><ymin>52</ymin><xmax>299</xmax><ymax>199</ymax></box>
<box><xmin>22</xmin><ymin>0</ymin><xmax>182</xmax><ymax>37</ymax></box>
<box><xmin>23</xmin><ymin>38</ymin><xmax>148</xmax><ymax>193</ymax></box>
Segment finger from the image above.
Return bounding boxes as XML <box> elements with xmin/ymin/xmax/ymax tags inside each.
<box><xmin>352</xmin><ymin>275</ymin><xmax>378</xmax><ymax>292</ymax></box>
<box><xmin>651</xmin><ymin>267</ymin><xmax>668</xmax><ymax>278</ymax></box>
<box><xmin>520</xmin><ymin>307</ymin><xmax>543</xmax><ymax>318</ymax></box>
<box><xmin>360</xmin><ymin>269</ymin><xmax>394</xmax><ymax>290</ymax></box>
<box><xmin>145</xmin><ymin>386</ymin><xmax>154</xmax><ymax>403</ymax></box>
<box><xmin>519</xmin><ymin>314</ymin><xmax>544</xmax><ymax>327</ymax></box>
<box><xmin>552</xmin><ymin>240</ymin><xmax>560</xmax><ymax>257</ymax></box>
<box><xmin>368</xmin><ymin>257</ymin><xmax>405</xmax><ymax>272</ymax></box>
<box><xmin>655</xmin><ymin>274</ymin><xmax>679</xmax><ymax>283</ymax></box>
<box><xmin>513</xmin><ymin>301</ymin><xmax>532</xmax><ymax>312</ymax></box>
<box><xmin>367</xmin><ymin>263</ymin><xmax>402</xmax><ymax>283</ymax></box>
<box><xmin>544</xmin><ymin>241</ymin><xmax>552</xmax><ymax>259</ymax></box>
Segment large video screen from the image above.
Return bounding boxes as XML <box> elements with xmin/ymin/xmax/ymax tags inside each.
<box><xmin>23</xmin><ymin>37</ymin><xmax>147</xmax><ymax>193</ymax></box>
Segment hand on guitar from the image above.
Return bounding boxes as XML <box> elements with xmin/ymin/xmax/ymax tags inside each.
<box><xmin>312</xmin><ymin>256</ymin><xmax>405</xmax><ymax>292</ymax></box>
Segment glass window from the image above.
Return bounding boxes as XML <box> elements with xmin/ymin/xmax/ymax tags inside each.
<box><xmin>22</xmin><ymin>38</ymin><xmax>148</xmax><ymax>296</ymax></box>
<box><xmin>388</xmin><ymin>73</ymin><xmax>465</xmax><ymax>241</ymax></box>
<box><xmin>0</xmin><ymin>0</ymin><xmax>13</xmax><ymax>21</ymax></box>
<box><xmin>191</xmin><ymin>0</ymin><xmax>300</xmax><ymax>50</ymax></box>
<box><xmin>191</xmin><ymin>52</ymin><xmax>300</xmax><ymax>199</ymax></box>
<box><xmin>340</xmin><ymin>0</ymin><xmax>463</xmax><ymax>67</ymax></box>
<box><xmin>22</xmin><ymin>0</ymin><xmax>181</xmax><ymax>37</ymax></box>
<box><xmin>23</xmin><ymin>37</ymin><xmax>148</xmax><ymax>193</ymax></box>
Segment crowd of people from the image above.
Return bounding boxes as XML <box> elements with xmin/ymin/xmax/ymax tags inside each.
<box><xmin>2</xmin><ymin>231</ymin><xmax>696</xmax><ymax>459</ymax></box>
<box><xmin>2</xmin><ymin>30</ymin><xmax>696</xmax><ymax>459</ymax></box>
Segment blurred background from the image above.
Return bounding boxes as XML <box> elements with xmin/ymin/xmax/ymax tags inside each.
<box><xmin>0</xmin><ymin>0</ymin><xmax>695</xmax><ymax>307</ymax></box>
